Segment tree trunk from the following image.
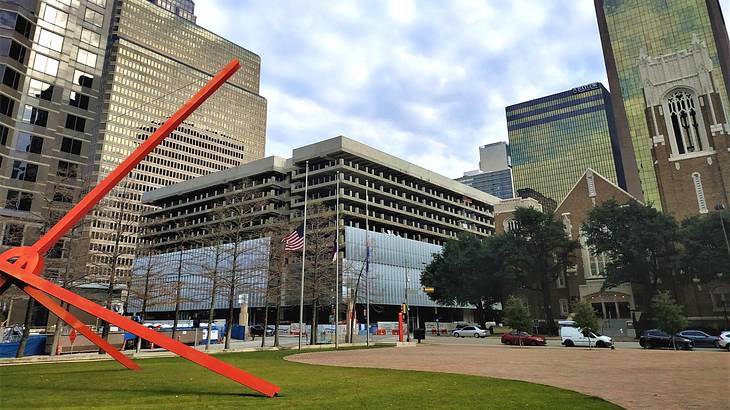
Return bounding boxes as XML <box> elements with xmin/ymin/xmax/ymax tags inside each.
<box><xmin>310</xmin><ymin>299</ymin><xmax>319</xmax><ymax>345</ymax></box>
<box><xmin>171</xmin><ymin>250</ymin><xmax>184</xmax><ymax>342</ymax></box>
<box><xmin>541</xmin><ymin>279</ymin><xmax>556</xmax><ymax>335</ymax></box>
<box><xmin>15</xmin><ymin>299</ymin><xmax>34</xmax><ymax>358</ymax></box>
<box><xmin>261</xmin><ymin>302</ymin><xmax>269</xmax><ymax>348</ymax></box>
<box><xmin>49</xmin><ymin>302</ymin><xmax>66</xmax><ymax>356</ymax></box>
<box><xmin>225</xmin><ymin>280</ymin><xmax>235</xmax><ymax>350</ymax></box>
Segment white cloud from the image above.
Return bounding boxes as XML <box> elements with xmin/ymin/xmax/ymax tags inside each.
<box><xmin>192</xmin><ymin>0</ymin><xmax>728</xmax><ymax>180</ymax></box>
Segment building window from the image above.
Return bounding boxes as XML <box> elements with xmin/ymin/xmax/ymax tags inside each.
<box><xmin>0</xmin><ymin>39</ymin><xmax>28</xmax><ymax>64</ymax></box>
<box><xmin>53</xmin><ymin>189</ymin><xmax>73</xmax><ymax>203</ymax></box>
<box><xmin>80</xmin><ymin>28</ymin><xmax>100</xmax><ymax>47</ymax></box>
<box><xmin>0</xmin><ymin>11</ymin><xmax>33</xmax><ymax>39</ymax></box>
<box><xmin>32</xmin><ymin>54</ymin><xmax>59</xmax><ymax>76</ymax></box>
<box><xmin>2</xmin><ymin>65</ymin><xmax>21</xmax><ymax>90</ymax></box>
<box><xmin>22</xmin><ymin>105</ymin><xmax>49</xmax><ymax>127</ymax></box>
<box><xmin>556</xmin><ymin>271</ymin><xmax>566</xmax><ymax>288</ymax></box>
<box><xmin>559</xmin><ymin>299</ymin><xmax>569</xmax><ymax>316</ymax></box>
<box><xmin>503</xmin><ymin>217</ymin><xmax>519</xmax><ymax>232</ymax></box>
<box><xmin>0</xmin><ymin>94</ymin><xmax>14</xmax><ymax>116</ymax></box>
<box><xmin>65</xmin><ymin>114</ymin><xmax>86</xmax><ymax>132</ymax></box>
<box><xmin>0</xmin><ymin>124</ymin><xmax>8</xmax><ymax>145</ymax></box>
<box><xmin>60</xmin><ymin>137</ymin><xmax>82</xmax><ymax>155</ymax></box>
<box><xmin>5</xmin><ymin>190</ymin><xmax>33</xmax><ymax>211</ymax></box>
<box><xmin>11</xmin><ymin>160</ymin><xmax>39</xmax><ymax>181</ymax></box>
<box><xmin>38</xmin><ymin>28</ymin><xmax>64</xmax><ymax>52</ymax></box>
<box><xmin>2</xmin><ymin>223</ymin><xmax>23</xmax><ymax>246</ymax></box>
<box><xmin>48</xmin><ymin>240</ymin><xmax>65</xmax><ymax>258</ymax></box>
<box><xmin>73</xmin><ymin>70</ymin><xmax>93</xmax><ymax>88</ymax></box>
<box><xmin>15</xmin><ymin>132</ymin><xmax>43</xmax><ymax>154</ymax></box>
<box><xmin>69</xmin><ymin>92</ymin><xmax>89</xmax><ymax>109</ymax></box>
<box><xmin>57</xmin><ymin>160</ymin><xmax>79</xmax><ymax>178</ymax></box>
<box><xmin>28</xmin><ymin>79</ymin><xmax>53</xmax><ymax>100</ymax></box>
<box><xmin>84</xmin><ymin>8</ymin><xmax>103</xmax><ymax>27</ymax></box>
<box><xmin>692</xmin><ymin>172</ymin><xmax>708</xmax><ymax>214</ymax></box>
<box><xmin>665</xmin><ymin>90</ymin><xmax>710</xmax><ymax>156</ymax></box>
<box><xmin>40</xmin><ymin>3</ymin><xmax>68</xmax><ymax>28</ymax></box>
<box><xmin>76</xmin><ymin>49</ymin><xmax>97</xmax><ymax>68</ymax></box>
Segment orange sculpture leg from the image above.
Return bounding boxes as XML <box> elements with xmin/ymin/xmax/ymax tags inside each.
<box><xmin>22</xmin><ymin>285</ymin><xmax>140</xmax><ymax>370</ymax></box>
<box><xmin>0</xmin><ymin>59</ymin><xmax>281</xmax><ymax>397</ymax></box>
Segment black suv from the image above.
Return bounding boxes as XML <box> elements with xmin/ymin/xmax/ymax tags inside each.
<box><xmin>639</xmin><ymin>329</ymin><xmax>693</xmax><ymax>350</ymax></box>
<box><xmin>249</xmin><ymin>324</ymin><xmax>274</xmax><ymax>337</ymax></box>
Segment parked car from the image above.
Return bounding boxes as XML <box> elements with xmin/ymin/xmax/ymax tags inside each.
<box><xmin>639</xmin><ymin>329</ymin><xmax>693</xmax><ymax>350</ymax></box>
<box><xmin>501</xmin><ymin>330</ymin><xmax>546</xmax><ymax>346</ymax></box>
<box><xmin>560</xmin><ymin>326</ymin><xmax>613</xmax><ymax>348</ymax></box>
<box><xmin>249</xmin><ymin>324</ymin><xmax>274</xmax><ymax>337</ymax></box>
<box><xmin>676</xmin><ymin>330</ymin><xmax>719</xmax><ymax>348</ymax></box>
<box><xmin>717</xmin><ymin>331</ymin><xmax>730</xmax><ymax>351</ymax></box>
<box><xmin>452</xmin><ymin>326</ymin><xmax>489</xmax><ymax>338</ymax></box>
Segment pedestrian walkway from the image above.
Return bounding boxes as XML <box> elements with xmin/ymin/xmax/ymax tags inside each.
<box><xmin>287</xmin><ymin>343</ymin><xmax>729</xmax><ymax>409</ymax></box>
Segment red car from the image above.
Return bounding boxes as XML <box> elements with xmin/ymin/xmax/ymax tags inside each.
<box><xmin>501</xmin><ymin>330</ymin><xmax>546</xmax><ymax>346</ymax></box>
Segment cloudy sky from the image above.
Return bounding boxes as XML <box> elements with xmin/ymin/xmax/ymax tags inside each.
<box><xmin>194</xmin><ymin>0</ymin><xmax>729</xmax><ymax>179</ymax></box>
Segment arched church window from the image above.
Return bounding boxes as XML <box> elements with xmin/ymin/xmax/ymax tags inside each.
<box><xmin>666</xmin><ymin>90</ymin><xmax>708</xmax><ymax>156</ymax></box>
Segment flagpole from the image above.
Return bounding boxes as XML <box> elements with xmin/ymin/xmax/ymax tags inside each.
<box><xmin>334</xmin><ymin>170</ymin><xmax>340</xmax><ymax>349</ymax></box>
<box><xmin>365</xmin><ymin>179</ymin><xmax>370</xmax><ymax>348</ymax></box>
<box><xmin>298</xmin><ymin>160</ymin><xmax>309</xmax><ymax>350</ymax></box>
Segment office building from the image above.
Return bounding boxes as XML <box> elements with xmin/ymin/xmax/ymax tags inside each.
<box><xmin>507</xmin><ymin>82</ymin><xmax>625</xmax><ymax>204</ymax></box>
<box><xmin>87</xmin><ymin>0</ymin><xmax>266</xmax><ymax>283</ymax></box>
<box><xmin>457</xmin><ymin>142</ymin><xmax>514</xmax><ymax>199</ymax></box>
<box><xmin>0</xmin><ymin>0</ymin><xmax>115</xmax><ymax>283</ymax></box>
<box><xmin>595</xmin><ymin>0</ymin><xmax>730</xmax><ymax>215</ymax></box>
<box><xmin>478</xmin><ymin>141</ymin><xmax>510</xmax><ymax>173</ymax></box>
<box><xmin>131</xmin><ymin>136</ymin><xmax>499</xmax><ymax>323</ymax></box>
<box><xmin>0</xmin><ymin>0</ymin><xmax>266</xmax><ymax>325</ymax></box>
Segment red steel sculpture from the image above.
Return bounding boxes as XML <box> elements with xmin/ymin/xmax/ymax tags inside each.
<box><xmin>0</xmin><ymin>59</ymin><xmax>281</xmax><ymax>398</ymax></box>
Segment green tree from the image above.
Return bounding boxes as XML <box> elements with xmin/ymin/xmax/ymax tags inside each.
<box><xmin>503</xmin><ymin>296</ymin><xmax>532</xmax><ymax>336</ymax></box>
<box><xmin>582</xmin><ymin>200</ymin><xmax>680</xmax><ymax>301</ymax></box>
<box><xmin>421</xmin><ymin>234</ymin><xmax>509</xmax><ymax>329</ymax></box>
<box><xmin>679</xmin><ymin>210</ymin><xmax>730</xmax><ymax>284</ymax></box>
<box><xmin>501</xmin><ymin>207</ymin><xmax>579</xmax><ymax>335</ymax></box>
<box><xmin>651</xmin><ymin>291</ymin><xmax>687</xmax><ymax>350</ymax></box>
<box><xmin>571</xmin><ymin>300</ymin><xmax>599</xmax><ymax>348</ymax></box>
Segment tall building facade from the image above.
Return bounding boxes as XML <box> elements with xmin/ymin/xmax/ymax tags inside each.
<box><xmin>0</xmin><ymin>0</ymin><xmax>267</xmax><ymax>287</ymax></box>
<box><xmin>457</xmin><ymin>141</ymin><xmax>514</xmax><ymax>199</ymax></box>
<box><xmin>83</xmin><ymin>0</ymin><xmax>267</xmax><ymax>282</ymax></box>
<box><xmin>0</xmin><ymin>0</ymin><xmax>114</xmax><ymax>281</ymax></box>
<box><xmin>507</xmin><ymin>82</ymin><xmax>626</xmax><ymax>204</ymax></box>
<box><xmin>595</xmin><ymin>0</ymin><xmax>730</xmax><ymax>212</ymax></box>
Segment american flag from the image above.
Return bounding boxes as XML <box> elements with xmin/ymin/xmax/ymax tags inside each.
<box><xmin>283</xmin><ymin>225</ymin><xmax>304</xmax><ymax>251</ymax></box>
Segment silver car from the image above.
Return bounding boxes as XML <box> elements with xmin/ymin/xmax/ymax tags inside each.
<box><xmin>452</xmin><ymin>326</ymin><xmax>488</xmax><ymax>338</ymax></box>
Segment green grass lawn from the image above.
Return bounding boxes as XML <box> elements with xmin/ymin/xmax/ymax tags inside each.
<box><xmin>0</xmin><ymin>348</ymin><xmax>619</xmax><ymax>409</ymax></box>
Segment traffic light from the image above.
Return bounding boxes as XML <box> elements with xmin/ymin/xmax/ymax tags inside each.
<box><xmin>401</xmin><ymin>303</ymin><xmax>407</xmax><ymax>315</ymax></box>
<box><xmin>422</xmin><ymin>287</ymin><xmax>435</xmax><ymax>294</ymax></box>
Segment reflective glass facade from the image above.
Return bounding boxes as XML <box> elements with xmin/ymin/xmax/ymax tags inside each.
<box><xmin>596</xmin><ymin>0</ymin><xmax>730</xmax><ymax>209</ymax></box>
<box><xmin>456</xmin><ymin>169</ymin><xmax>514</xmax><ymax>199</ymax></box>
<box><xmin>507</xmin><ymin>83</ymin><xmax>624</xmax><ymax>203</ymax></box>
<box><xmin>128</xmin><ymin>238</ymin><xmax>270</xmax><ymax>313</ymax></box>
<box><xmin>344</xmin><ymin>226</ymin><xmax>443</xmax><ymax>307</ymax></box>
<box><xmin>0</xmin><ymin>0</ymin><xmax>113</xmax><ymax>280</ymax></box>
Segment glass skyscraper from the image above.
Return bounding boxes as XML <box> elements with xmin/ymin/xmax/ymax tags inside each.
<box><xmin>507</xmin><ymin>82</ymin><xmax>625</xmax><ymax>204</ymax></box>
<box><xmin>595</xmin><ymin>0</ymin><xmax>730</xmax><ymax>209</ymax></box>
<box><xmin>456</xmin><ymin>169</ymin><xmax>514</xmax><ymax>199</ymax></box>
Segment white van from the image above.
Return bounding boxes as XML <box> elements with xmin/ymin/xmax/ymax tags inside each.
<box><xmin>560</xmin><ymin>324</ymin><xmax>614</xmax><ymax>348</ymax></box>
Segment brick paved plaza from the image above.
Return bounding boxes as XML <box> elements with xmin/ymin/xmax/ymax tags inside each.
<box><xmin>288</xmin><ymin>344</ymin><xmax>730</xmax><ymax>409</ymax></box>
